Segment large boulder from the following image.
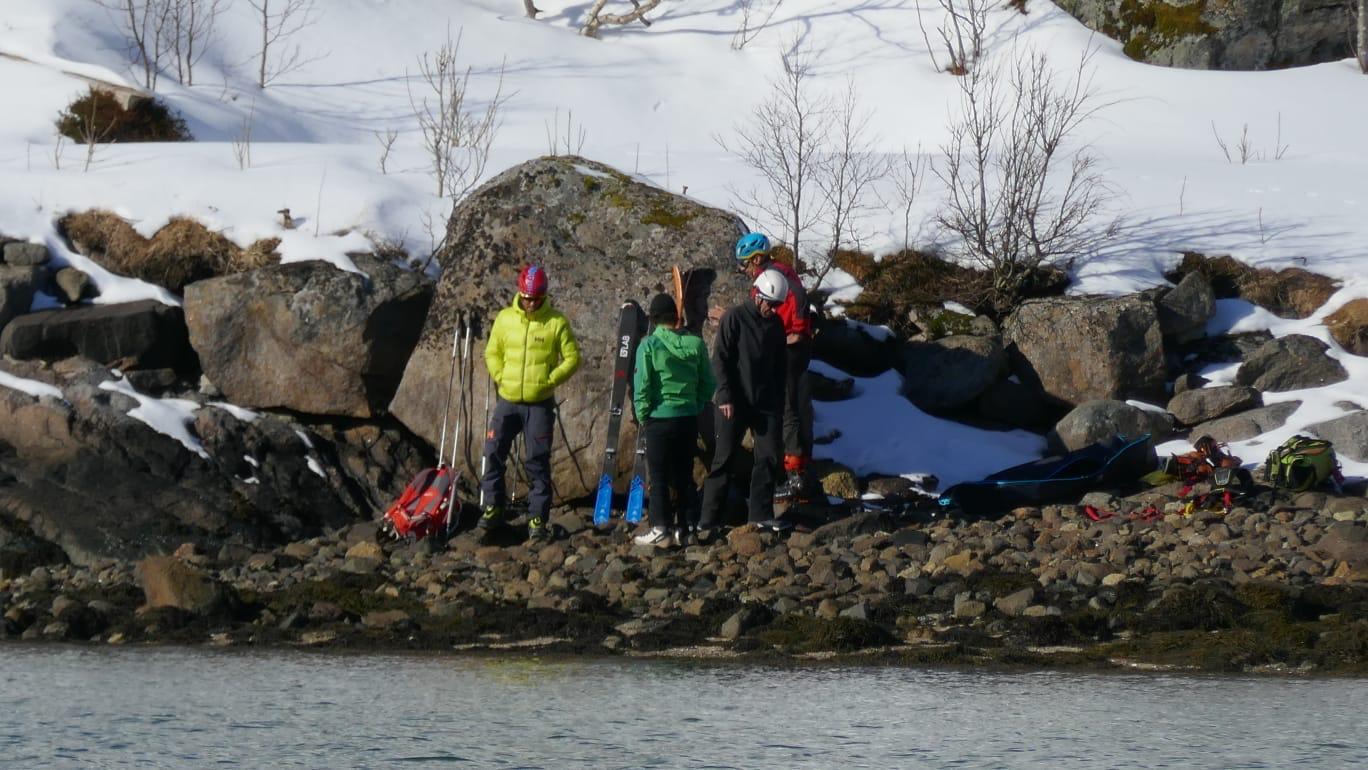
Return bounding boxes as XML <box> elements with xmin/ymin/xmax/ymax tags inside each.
<box><xmin>1190</xmin><ymin>401</ymin><xmax>1301</xmax><ymax>443</ymax></box>
<box><xmin>1050</xmin><ymin>399</ymin><xmax>1172</xmax><ymax>452</ymax></box>
<box><xmin>136</xmin><ymin>556</ymin><xmax>226</xmax><ymax>614</ymax></box>
<box><xmin>1325</xmin><ymin>299</ymin><xmax>1368</xmax><ymax>357</ymax></box>
<box><xmin>1234</xmin><ymin>334</ymin><xmax>1347</xmax><ymax>392</ymax></box>
<box><xmin>899</xmin><ymin>335</ymin><xmax>1006</xmax><ymax>412</ymax></box>
<box><xmin>1003</xmin><ymin>295</ymin><xmax>1166</xmax><ymax>406</ymax></box>
<box><xmin>1306</xmin><ymin>411</ymin><xmax>1368</xmax><ymax>463</ymax></box>
<box><xmin>389</xmin><ymin>156</ymin><xmax>747</xmax><ymax>502</ymax></box>
<box><xmin>0</xmin><ymin>299</ymin><xmax>193</xmax><ymax>371</ymax></box>
<box><xmin>812</xmin><ymin>318</ymin><xmax>897</xmax><ymax>377</ymax></box>
<box><xmin>1063</xmin><ymin>0</ymin><xmax>1354</xmax><ymax>70</ymax></box>
<box><xmin>184</xmin><ymin>256</ymin><xmax>432</xmax><ymax>418</ymax></box>
<box><xmin>976</xmin><ymin>377</ymin><xmax>1063</xmax><ymax>432</ymax></box>
<box><xmin>0</xmin><ymin>265</ymin><xmax>44</xmax><ymax>332</ymax></box>
<box><xmin>0</xmin><ymin>358</ymin><xmax>400</xmax><ymax>564</ymax></box>
<box><xmin>1153</xmin><ymin>271</ymin><xmax>1215</xmax><ymax>343</ymax></box>
<box><xmin>1166</xmin><ymin>385</ymin><xmax>1262</xmax><ymax>427</ymax></box>
<box><xmin>2</xmin><ymin>241</ymin><xmax>50</xmax><ymax>266</ymax></box>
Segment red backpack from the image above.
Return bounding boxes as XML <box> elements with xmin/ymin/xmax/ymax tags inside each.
<box><xmin>380</xmin><ymin>466</ymin><xmax>459</xmax><ymax>541</ymax></box>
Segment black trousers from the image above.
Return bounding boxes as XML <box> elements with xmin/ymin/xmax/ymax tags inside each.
<box><xmin>699</xmin><ymin>405</ymin><xmax>782</xmax><ymax>526</ymax></box>
<box><xmin>480</xmin><ymin>397</ymin><xmax>554</xmax><ymax>520</ymax></box>
<box><xmin>644</xmin><ymin>415</ymin><xmax>698</xmax><ymax>531</ymax></box>
<box><xmin>784</xmin><ymin>337</ymin><xmax>814</xmax><ymax>466</ymax></box>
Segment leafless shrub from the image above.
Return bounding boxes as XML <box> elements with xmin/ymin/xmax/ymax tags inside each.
<box><xmin>93</xmin><ymin>0</ymin><xmax>175</xmax><ymax>90</ymax></box>
<box><xmin>409</xmin><ymin>28</ymin><xmax>507</xmax><ymax>199</ymax></box>
<box><xmin>717</xmin><ymin>40</ymin><xmax>830</xmax><ymax>265</ymax></box>
<box><xmin>1356</xmin><ymin>0</ymin><xmax>1367</xmax><ymax>74</ymax></box>
<box><xmin>246</xmin><ymin>0</ymin><xmax>319</xmax><ymax>88</ymax></box>
<box><xmin>79</xmin><ymin>92</ymin><xmax>117</xmax><ymax>172</ymax></box>
<box><xmin>544</xmin><ymin>108</ymin><xmax>587</xmax><ymax>156</ymax></box>
<box><xmin>812</xmin><ymin>80</ymin><xmax>892</xmax><ymax>284</ymax></box>
<box><xmin>582</xmin><ymin>0</ymin><xmax>662</xmax><ymax>38</ymax></box>
<box><xmin>732</xmin><ymin>0</ymin><xmax>785</xmax><ymax>50</ymax></box>
<box><xmin>917</xmin><ymin>0</ymin><xmax>989</xmax><ymax>75</ymax></box>
<box><xmin>168</xmin><ymin>0</ymin><xmax>225</xmax><ymax>86</ymax></box>
<box><xmin>887</xmin><ymin>144</ymin><xmax>929</xmax><ymax>252</ymax></box>
<box><xmin>1211</xmin><ymin>113</ymin><xmax>1290</xmax><ymax>164</ymax></box>
<box><xmin>934</xmin><ymin>45</ymin><xmax>1119</xmax><ymax>314</ymax></box>
<box><xmin>375</xmin><ymin>127</ymin><xmax>399</xmax><ymax>173</ymax></box>
<box><xmin>53</xmin><ymin>133</ymin><xmax>68</xmax><ymax>171</ymax></box>
<box><xmin>232</xmin><ymin>98</ymin><xmax>256</xmax><ymax>169</ymax></box>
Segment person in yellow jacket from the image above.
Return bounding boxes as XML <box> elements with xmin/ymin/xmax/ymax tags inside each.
<box><xmin>478</xmin><ymin>265</ymin><xmax>581</xmax><ymax>540</ymax></box>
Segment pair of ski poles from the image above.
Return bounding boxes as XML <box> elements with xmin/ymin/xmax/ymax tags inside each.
<box><xmin>435</xmin><ymin>314</ymin><xmax>475</xmax><ymax>538</ymax></box>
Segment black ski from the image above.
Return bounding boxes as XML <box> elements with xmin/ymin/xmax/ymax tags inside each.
<box><xmin>593</xmin><ymin>300</ymin><xmax>646</xmax><ymax>527</ymax></box>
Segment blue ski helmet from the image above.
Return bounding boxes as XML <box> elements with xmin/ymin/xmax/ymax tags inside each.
<box><xmin>734</xmin><ymin>232</ymin><xmax>771</xmax><ymax>263</ymax></box>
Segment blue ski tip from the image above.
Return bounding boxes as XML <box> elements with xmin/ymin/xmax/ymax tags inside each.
<box><xmin>625</xmin><ymin>476</ymin><xmax>646</xmax><ymax>524</ymax></box>
<box><xmin>593</xmin><ymin>475</ymin><xmax>614</xmax><ymax>527</ymax></box>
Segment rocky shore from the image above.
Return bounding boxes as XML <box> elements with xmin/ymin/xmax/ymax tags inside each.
<box><xmin>5</xmin><ymin>485</ymin><xmax>1366</xmax><ymax>675</ymax></box>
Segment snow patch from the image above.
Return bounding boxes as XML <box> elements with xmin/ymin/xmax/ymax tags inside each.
<box><xmin>99</xmin><ymin>378</ymin><xmax>208</xmax><ymax>459</ymax></box>
<box><xmin>0</xmin><ymin>368</ymin><xmax>64</xmax><ymax>400</ymax></box>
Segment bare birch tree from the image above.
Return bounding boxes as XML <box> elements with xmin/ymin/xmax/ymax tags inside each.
<box><xmin>169</xmin><ymin>0</ymin><xmax>226</xmax><ymax>86</ymax></box>
<box><xmin>246</xmin><ymin>0</ymin><xmax>318</xmax><ymax>87</ymax></box>
<box><xmin>812</xmin><ymin>80</ymin><xmax>891</xmax><ymax>283</ymax></box>
<box><xmin>717</xmin><ymin>42</ymin><xmax>829</xmax><ymax>264</ymax></box>
<box><xmin>409</xmin><ymin>29</ymin><xmax>507</xmax><ymax>199</ymax></box>
<box><xmin>582</xmin><ymin>0</ymin><xmax>663</xmax><ymax>38</ymax></box>
<box><xmin>916</xmin><ymin>0</ymin><xmax>989</xmax><ymax>75</ymax></box>
<box><xmin>934</xmin><ymin>46</ymin><xmax>1117</xmax><ymax>313</ymax></box>
<box><xmin>94</xmin><ymin>0</ymin><xmax>176</xmax><ymax>90</ymax></box>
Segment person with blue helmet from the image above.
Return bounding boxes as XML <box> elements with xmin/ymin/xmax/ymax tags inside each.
<box><xmin>730</xmin><ymin>232</ymin><xmax>815</xmax><ymax>502</ymax></box>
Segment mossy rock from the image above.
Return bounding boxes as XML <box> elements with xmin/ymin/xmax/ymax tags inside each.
<box><xmin>757</xmin><ymin>613</ymin><xmax>897</xmax><ymax>653</ymax></box>
<box><xmin>1134</xmin><ymin>581</ymin><xmax>1244</xmax><ymax>633</ymax></box>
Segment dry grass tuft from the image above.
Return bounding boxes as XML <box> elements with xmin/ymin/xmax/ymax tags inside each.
<box><xmin>58</xmin><ymin>210</ymin><xmax>279</xmax><ymax>293</ymax></box>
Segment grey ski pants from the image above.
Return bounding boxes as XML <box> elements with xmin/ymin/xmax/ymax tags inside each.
<box><xmin>480</xmin><ymin>397</ymin><xmax>555</xmax><ymax>520</ymax></box>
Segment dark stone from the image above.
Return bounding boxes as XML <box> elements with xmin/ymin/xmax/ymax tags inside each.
<box><xmin>0</xmin><ymin>265</ymin><xmax>44</xmax><ymax>331</ymax></box>
<box><xmin>1306</xmin><ymin>411</ymin><xmax>1368</xmax><ymax>463</ymax></box>
<box><xmin>1050</xmin><ymin>399</ymin><xmax>1172</xmax><ymax>452</ymax></box>
<box><xmin>1154</xmin><ymin>271</ymin><xmax>1215</xmax><ymax>343</ymax></box>
<box><xmin>900</xmin><ymin>335</ymin><xmax>1006</xmax><ymax>411</ymax></box>
<box><xmin>1166</xmin><ymin>386</ymin><xmax>1262</xmax><ymax>426</ymax></box>
<box><xmin>976</xmin><ymin>377</ymin><xmax>1065</xmax><ymax>432</ymax></box>
<box><xmin>1191</xmin><ymin>401</ymin><xmax>1302</xmax><ymax>443</ymax></box>
<box><xmin>811</xmin><ymin>511</ymin><xmax>893</xmax><ymax>543</ymax></box>
<box><xmin>0</xmin><ymin>299</ymin><xmax>196</xmax><ymax>372</ymax></box>
<box><xmin>812</xmin><ymin>318</ymin><xmax>897</xmax><ymax>377</ymax></box>
<box><xmin>1235</xmin><ymin>334</ymin><xmax>1347</xmax><ymax>392</ymax></box>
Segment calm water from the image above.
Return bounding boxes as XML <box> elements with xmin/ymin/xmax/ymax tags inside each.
<box><xmin>0</xmin><ymin>646</ymin><xmax>1364</xmax><ymax>769</ymax></box>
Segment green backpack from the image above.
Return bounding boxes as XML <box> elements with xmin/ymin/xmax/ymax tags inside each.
<box><xmin>1263</xmin><ymin>436</ymin><xmax>1339</xmax><ymax>492</ymax></box>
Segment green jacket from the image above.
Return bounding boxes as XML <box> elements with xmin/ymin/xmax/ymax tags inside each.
<box><xmin>486</xmin><ymin>296</ymin><xmax>581</xmax><ymax>403</ymax></box>
<box><xmin>633</xmin><ymin>325</ymin><xmax>716</xmax><ymax>420</ymax></box>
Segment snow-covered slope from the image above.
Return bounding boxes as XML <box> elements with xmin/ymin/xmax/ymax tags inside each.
<box><xmin>2</xmin><ymin>0</ymin><xmax>1366</xmax><ymax>483</ymax></box>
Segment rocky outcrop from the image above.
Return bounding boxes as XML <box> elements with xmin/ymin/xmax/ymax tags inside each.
<box><xmin>900</xmin><ymin>335</ymin><xmax>1006</xmax><ymax>412</ymax></box>
<box><xmin>1191</xmin><ymin>401</ymin><xmax>1301</xmax><ymax>443</ymax></box>
<box><xmin>0</xmin><ymin>300</ymin><xmax>195</xmax><ymax>372</ymax></box>
<box><xmin>1004</xmin><ymin>295</ymin><xmax>1166</xmax><ymax>406</ymax></box>
<box><xmin>1168</xmin><ymin>253</ymin><xmax>1338</xmax><ymax>318</ymax></box>
<box><xmin>184</xmin><ymin>256</ymin><xmax>432</xmax><ymax>418</ymax></box>
<box><xmin>1050</xmin><ymin>399</ymin><xmax>1172</xmax><ymax>452</ymax></box>
<box><xmin>0</xmin><ymin>358</ymin><xmax>402</xmax><ymax>565</ymax></box>
<box><xmin>1167</xmin><ymin>385</ymin><xmax>1262</xmax><ymax>426</ymax></box>
<box><xmin>389</xmin><ymin>156</ymin><xmax>747</xmax><ymax>502</ymax></box>
<box><xmin>1235</xmin><ymin>334</ymin><xmax>1347</xmax><ymax>392</ymax></box>
<box><xmin>1325</xmin><ymin>299</ymin><xmax>1368</xmax><ymax>357</ymax></box>
<box><xmin>1064</xmin><ymin>0</ymin><xmax>1354</xmax><ymax>70</ymax></box>
<box><xmin>1307</xmin><ymin>411</ymin><xmax>1368</xmax><ymax>463</ymax></box>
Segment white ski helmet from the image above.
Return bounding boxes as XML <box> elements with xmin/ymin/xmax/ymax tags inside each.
<box><xmin>753</xmin><ymin>268</ymin><xmax>789</xmax><ymax>303</ymax></box>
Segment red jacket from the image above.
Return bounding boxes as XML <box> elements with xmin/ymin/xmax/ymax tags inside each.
<box><xmin>751</xmin><ymin>260</ymin><xmax>811</xmax><ymax>338</ymax></box>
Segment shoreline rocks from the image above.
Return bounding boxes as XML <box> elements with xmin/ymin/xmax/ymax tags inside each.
<box><xmin>3</xmin><ymin>494</ymin><xmax>1365</xmax><ymax>675</ymax></box>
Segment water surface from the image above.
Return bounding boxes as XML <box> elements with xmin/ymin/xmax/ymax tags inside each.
<box><xmin>1</xmin><ymin>646</ymin><xmax>1364</xmax><ymax>768</ymax></box>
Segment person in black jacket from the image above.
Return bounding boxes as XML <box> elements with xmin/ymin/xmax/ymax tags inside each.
<box><xmin>698</xmin><ymin>269</ymin><xmax>790</xmax><ymax>535</ymax></box>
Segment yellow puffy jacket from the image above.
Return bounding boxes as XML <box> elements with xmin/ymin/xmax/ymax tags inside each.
<box><xmin>486</xmin><ymin>296</ymin><xmax>581</xmax><ymax>403</ymax></box>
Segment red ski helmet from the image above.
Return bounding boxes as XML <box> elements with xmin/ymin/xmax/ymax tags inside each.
<box><xmin>517</xmin><ymin>264</ymin><xmax>549</xmax><ymax>298</ymax></box>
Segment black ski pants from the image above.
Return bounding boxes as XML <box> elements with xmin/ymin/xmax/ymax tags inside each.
<box><xmin>699</xmin><ymin>405</ymin><xmax>782</xmax><ymax>526</ymax></box>
<box><xmin>644</xmin><ymin>415</ymin><xmax>698</xmax><ymax>531</ymax></box>
<box><xmin>480</xmin><ymin>397</ymin><xmax>555</xmax><ymax>521</ymax></box>
<box><xmin>784</xmin><ymin>337</ymin><xmax>815</xmax><ymax>466</ymax></box>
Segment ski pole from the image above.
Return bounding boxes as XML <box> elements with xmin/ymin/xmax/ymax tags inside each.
<box><xmin>436</xmin><ymin>315</ymin><xmax>462</xmax><ymax>468</ymax></box>
<box><xmin>479</xmin><ymin>372</ymin><xmax>492</xmax><ymax>509</ymax></box>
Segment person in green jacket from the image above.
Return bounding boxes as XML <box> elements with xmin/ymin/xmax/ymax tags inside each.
<box><xmin>478</xmin><ymin>265</ymin><xmax>581</xmax><ymax>541</ymax></box>
<box><xmin>631</xmin><ymin>293</ymin><xmax>716</xmax><ymax>548</ymax></box>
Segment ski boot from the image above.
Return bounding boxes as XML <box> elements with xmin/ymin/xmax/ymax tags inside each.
<box><xmin>477</xmin><ymin>504</ymin><xmax>505</xmax><ymax>530</ymax></box>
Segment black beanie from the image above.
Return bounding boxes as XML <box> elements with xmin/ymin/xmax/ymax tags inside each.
<box><xmin>648</xmin><ymin>293</ymin><xmax>678</xmax><ymax>323</ymax></box>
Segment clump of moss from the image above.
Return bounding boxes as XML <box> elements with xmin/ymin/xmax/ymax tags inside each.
<box><xmin>641</xmin><ymin>204</ymin><xmax>696</xmax><ymax>230</ymax></box>
<box><xmin>757</xmin><ymin>613</ymin><xmax>896</xmax><ymax>653</ymax></box>
<box><xmin>1134</xmin><ymin>582</ymin><xmax>1244</xmax><ymax>633</ymax></box>
<box><xmin>1099</xmin><ymin>0</ymin><xmax>1216</xmax><ymax>62</ymax></box>
<box><xmin>57</xmin><ymin>87</ymin><xmax>191</xmax><ymax>144</ymax></box>
<box><xmin>59</xmin><ymin>209</ymin><xmax>281</xmax><ymax>293</ymax></box>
